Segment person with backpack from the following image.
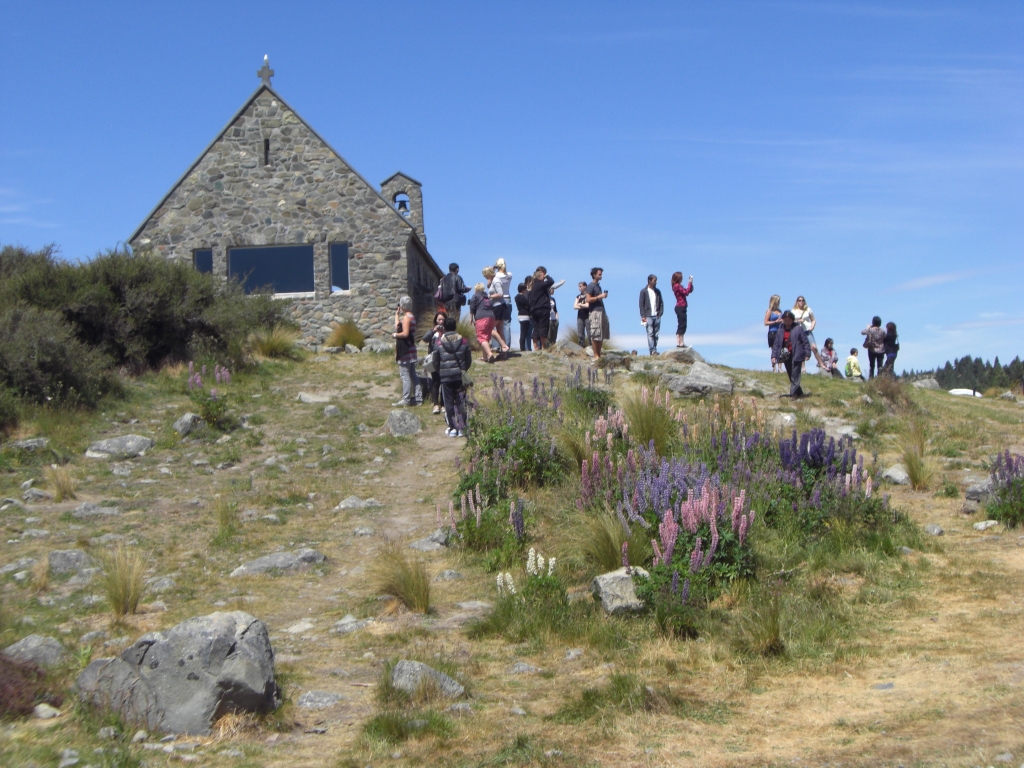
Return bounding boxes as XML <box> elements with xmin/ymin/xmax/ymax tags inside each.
<box><xmin>528</xmin><ymin>267</ymin><xmax>556</xmax><ymax>351</ymax></box>
<box><xmin>436</xmin><ymin>263</ymin><xmax>470</xmax><ymax>320</ymax></box>
<box><xmin>881</xmin><ymin>322</ymin><xmax>900</xmax><ymax>375</ymax></box>
<box><xmin>515</xmin><ymin>281</ymin><xmax>533</xmax><ymax>352</ymax></box>
<box><xmin>432</xmin><ymin>315</ymin><xmax>472</xmax><ymax>437</ymax></box>
<box><xmin>861</xmin><ymin>316</ymin><xmax>886</xmax><ymax>379</ymax></box>
<box><xmin>771</xmin><ymin>310</ymin><xmax>812</xmax><ymax>398</ymax></box>
<box><xmin>422</xmin><ymin>311</ymin><xmax>447</xmax><ymax>415</ymax></box>
<box><xmin>469</xmin><ymin>282</ymin><xmax>498</xmax><ymax>363</ymax></box>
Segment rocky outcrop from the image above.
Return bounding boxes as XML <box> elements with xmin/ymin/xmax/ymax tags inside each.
<box><xmin>387</xmin><ymin>410</ymin><xmax>421</xmax><ymax>436</ymax></box>
<box><xmin>85</xmin><ymin>435</ymin><xmax>154</xmax><ymax>460</ymax></box>
<box><xmin>2</xmin><ymin>634</ymin><xmax>68</xmax><ymax>668</ymax></box>
<box><xmin>663</xmin><ymin>362</ymin><xmax>733</xmax><ymax>397</ymax></box>
<box><xmin>230</xmin><ymin>548</ymin><xmax>325</xmax><ymax>577</ymax></box>
<box><xmin>76</xmin><ymin>611</ymin><xmax>280</xmax><ymax>735</ymax></box>
<box><xmin>591</xmin><ymin>567</ymin><xmax>649</xmax><ymax>615</ymax></box>
<box><xmin>390</xmin><ymin>660</ymin><xmax>465</xmax><ymax>698</ymax></box>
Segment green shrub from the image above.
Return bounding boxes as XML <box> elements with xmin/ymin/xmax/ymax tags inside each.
<box><xmin>326</xmin><ymin>320</ymin><xmax>365</xmax><ymax>349</ymax></box>
<box><xmin>0</xmin><ymin>245</ymin><xmax>283</xmax><ymax>370</ymax></box>
<box><xmin>0</xmin><ymin>306</ymin><xmax>118</xmax><ymax>406</ymax></box>
<box><xmin>987</xmin><ymin>451</ymin><xmax>1024</xmax><ymax>528</ymax></box>
<box><xmin>450</xmin><ymin>494</ymin><xmax>527</xmax><ymax>571</ymax></box>
<box><xmin>553</xmin><ymin>673</ymin><xmax>684</xmax><ymax>726</ymax></box>
<box><xmin>363</xmin><ymin>710</ymin><xmax>455</xmax><ymax>745</ymax></box>
<box><xmin>0</xmin><ymin>386</ymin><xmax>18</xmax><ymax>437</ymax></box>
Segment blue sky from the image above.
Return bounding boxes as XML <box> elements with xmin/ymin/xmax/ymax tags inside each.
<box><xmin>2</xmin><ymin>1</ymin><xmax>1022</xmax><ymax>371</ymax></box>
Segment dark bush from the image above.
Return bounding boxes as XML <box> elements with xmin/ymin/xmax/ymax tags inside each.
<box><xmin>0</xmin><ymin>655</ymin><xmax>53</xmax><ymax>718</ymax></box>
<box><xmin>0</xmin><ymin>386</ymin><xmax>18</xmax><ymax>437</ymax></box>
<box><xmin>0</xmin><ymin>245</ymin><xmax>284</xmax><ymax>371</ymax></box>
<box><xmin>0</xmin><ymin>306</ymin><xmax>118</xmax><ymax>406</ymax></box>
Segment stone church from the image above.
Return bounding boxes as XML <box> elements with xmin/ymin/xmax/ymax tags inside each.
<box><xmin>129</xmin><ymin>57</ymin><xmax>443</xmax><ymax>343</ymax></box>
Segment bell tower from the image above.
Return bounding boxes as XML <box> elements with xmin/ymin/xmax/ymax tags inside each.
<box><xmin>380</xmin><ymin>172</ymin><xmax>425</xmax><ymax>246</ymax></box>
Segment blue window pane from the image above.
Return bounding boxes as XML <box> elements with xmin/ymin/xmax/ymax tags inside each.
<box><xmin>330</xmin><ymin>243</ymin><xmax>350</xmax><ymax>292</ymax></box>
<box><xmin>228</xmin><ymin>245</ymin><xmax>314</xmax><ymax>294</ymax></box>
<box><xmin>193</xmin><ymin>249</ymin><xmax>213</xmax><ymax>274</ymax></box>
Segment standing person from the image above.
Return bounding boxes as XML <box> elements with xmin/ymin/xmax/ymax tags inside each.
<box><xmin>548</xmin><ymin>291</ymin><xmax>560</xmax><ymax>346</ymax></box>
<box><xmin>468</xmin><ymin>283</ymin><xmax>497</xmax><ymax>363</ymax></box>
<box><xmin>573</xmin><ymin>281</ymin><xmax>590</xmax><ymax>347</ymax></box>
<box><xmin>483</xmin><ymin>267</ymin><xmax>511</xmax><ymax>357</ymax></box>
<box><xmin>671</xmin><ymin>272</ymin><xmax>694</xmax><ymax>348</ymax></box>
<box><xmin>433</xmin><ymin>316</ymin><xmax>472</xmax><ymax>437</ymax></box>
<box><xmin>514</xmin><ymin>282</ymin><xmax>532</xmax><ymax>352</ymax></box>
<box><xmin>439</xmin><ymin>263</ymin><xmax>470</xmax><ymax>320</ymax></box>
<box><xmin>528</xmin><ymin>267</ymin><xmax>555</xmax><ymax>351</ymax></box>
<box><xmin>820</xmin><ymin>338</ymin><xmax>842</xmax><ymax>378</ymax></box>
<box><xmin>422</xmin><ymin>311</ymin><xmax>447</xmax><ymax>415</ymax></box>
<box><xmin>764</xmin><ymin>295</ymin><xmax>783</xmax><ymax>372</ymax></box>
<box><xmin>638</xmin><ymin>274</ymin><xmax>665</xmax><ymax>355</ymax></box>
<box><xmin>792</xmin><ymin>296</ymin><xmax>823</xmax><ymax>371</ymax></box>
<box><xmin>392</xmin><ymin>296</ymin><xmax>422</xmax><ymax>406</ymax></box>
<box><xmin>772</xmin><ymin>310</ymin><xmax>812</xmax><ymax>398</ymax></box>
<box><xmin>881</xmin><ymin>322</ymin><xmax>900</xmax><ymax>375</ymax></box>
<box><xmin>493</xmin><ymin>258</ymin><xmax>514</xmax><ymax>347</ymax></box>
<box><xmin>846</xmin><ymin>348</ymin><xmax>865</xmax><ymax>381</ymax></box>
<box><xmin>861</xmin><ymin>316</ymin><xmax>886</xmax><ymax>379</ymax></box>
<box><xmin>586</xmin><ymin>267</ymin><xmax>609</xmax><ymax>360</ymax></box>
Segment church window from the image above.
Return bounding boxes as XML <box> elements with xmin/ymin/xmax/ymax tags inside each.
<box><xmin>263</xmin><ymin>139</ymin><xmax>270</xmax><ymax>166</ymax></box>
<box><xmin>228</xmin><ymin>244</ymin><xmax>314</xmax><ymax>296</ymax></box>
<box><xmin>330</xmin><ymin>243</ymin><xmax>350</xmax><ymax>293</ymax></box>
<box><xmin>193</xmin><ymin>249</ymin><xmax>213</xmax><ymax>274</ymax></box>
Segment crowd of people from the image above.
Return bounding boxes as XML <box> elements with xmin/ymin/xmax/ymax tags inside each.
<box><xmin>764</xmin><ymin>294</ymin><xmax>900</xmax><ymax>399</ymax></box>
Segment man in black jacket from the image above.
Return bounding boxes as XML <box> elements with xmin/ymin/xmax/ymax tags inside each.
<box><xmin>638</xmin><ymin>274</ymin><xmax>664</xmax><ymax>355</ymax></box>
<box><xmin>439</xmin><ymin>263</ymin><xmax>470</xmax><ymax>320</ymax></box>
<box><xmin>772</xmin><ymin>311</ymin><xmax>812</xmax><ymax>398</ymax></box>
<box><xmin>528</xmin><ymin>267</ymin><xmax>555</xmax><ymax>351</ymax></box>
<box><xmin>432</xmin><ymin>316</ymin><xmax>472</xmax><ymax>436</ymax></box>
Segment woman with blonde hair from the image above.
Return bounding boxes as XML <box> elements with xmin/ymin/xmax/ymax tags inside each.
<box><xmin>468</xmin><ymin>282</ymin><xmax>497</xmax><ymax>363</ymax></box>
<box><xmin>493</xmin><ymin>258</ymin><xmax>514</xmax><ymax>344</ymax></box>
<box><xmin>764</xmin><ymin>294</ymin><xmax>783</xmax><ymax>372</ymax></box>
<box><xmin>792</xmin><ymin>295</ymin><xmax>823</xmax><ymax>371</ymax></box>
<box><xmin>483</xmin><ymin>266</ymin><xmax>511</xmax><ymax>358</ymax></box>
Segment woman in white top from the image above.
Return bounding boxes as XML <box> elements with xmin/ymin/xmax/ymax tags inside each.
<box><xmin>483</xmin><ymin>267</ymin><xmax>511</xmax><ymax>357</ymax></box>
<box><xmin>493</xmin><ymin>258</ymin><xmax>514</xmax><ymax>350</ymax></box>
<box><xmin>792</xmin><ymin>296</ymin><xmax>823</xmax><ymax>371</ymax></box>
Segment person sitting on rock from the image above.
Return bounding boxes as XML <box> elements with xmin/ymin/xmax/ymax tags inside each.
<box><xmin>846</xmin><ymin>348</ymin><xmax>865</xmax><ymax>381</ymax></box>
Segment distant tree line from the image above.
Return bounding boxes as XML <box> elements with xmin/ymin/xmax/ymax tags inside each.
<box><xmin>903</xmin><ymin>355</ymin><xmax>1024</xmax><ymax>393</ymax></box>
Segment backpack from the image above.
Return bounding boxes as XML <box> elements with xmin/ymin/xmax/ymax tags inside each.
<box><xmin>435</xmin><ymin>275</ymin><xmax>455</xmax><ymax>304</ymax></box>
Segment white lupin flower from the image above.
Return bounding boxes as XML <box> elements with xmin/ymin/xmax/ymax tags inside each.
<box><xmin>505</xmin><ymin>573</ymin><xmax>516</xmax><ymax>595</ymax></box>
<box><xmin>547</xmin><ymin>557</ymin><xmax>556</xmax><ymax>576</ymax></box>
<box><xmin>496</xmin><ymin>573</ymin><xmax>505</xmax><ymax>596</ymax></box>
<box><xmin>537</xmin><ymin>554</ymin><xmax>545</xmax><ymax>574</ymax></box>
<box><xmin>527</xmin><ymin>548</ymin><xmax>537</xmax><ymax>575</ymax></box>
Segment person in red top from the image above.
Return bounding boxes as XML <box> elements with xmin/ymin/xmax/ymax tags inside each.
<box><xmin>671</xmin><ymin>272</ymin><xmax>694</xmax><ymax>348</ymax></box>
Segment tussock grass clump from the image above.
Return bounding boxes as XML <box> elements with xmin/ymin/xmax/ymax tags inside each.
<box><xmin>369</xmin><ymin>541</ymin><xmax>431</xmax><ymax>613</ymax></box>
<box><xmin>455</xmin><ymin>316</ymin><xmax>482</xmax><ymax>352</ymax></box>
<box><xmin>865</xmin><ymin>375</ymin><xmax>915</xmax><ymax>412</ymax></box>
<box><xmin>326</xmin><ymin>320</ymin><xmax>365</xmax><ymax>350</ymax></box>
<box><xmin>622</xmin><ymin>386</ymin><xmax>677</xmax><ymax>455</ymax></box>
<box><xmin>212</xmin><ymin>498</ymin><xmax>238</xmax><ymax>546</ymax></box>
<box><xmin>579</xmin><ymin>513</ymin><xmax>653</xmax><ymax>574</ymax></box>
<box><xmin>901</xmin><ymin>420</ymin><xmax>933</xmax><ymax>490</ymax></box>
<box><xmin>363</xmin><ymin>710</ymin><xmax>454</xmax><ymax>745</ymax></box>
<box><xmin>553</xmin><ymin>673</ymin><xmax>688</xmax><ymax>727</ymax></box>
<box><xmin>248</xmin><ymin>326</ymin><xmax>300</xmax><ymax>359</ymax></box>
<box><xmin>735</xmin><ymin>584</ymin><xmax>785</xmax><ymax>657</ymax></box>
<box><xmin>101</xmin><ymin>545</ymin><xmax>146</xmax><ymax>617</ymax></box>
<box><xmin>43</xmin><ymin>464</ymin><xmax>77</xmax><ymax>502</ymax></box>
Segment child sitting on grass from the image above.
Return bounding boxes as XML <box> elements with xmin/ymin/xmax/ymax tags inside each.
<box><xmin>846</xmin><ymin>348</ymin><xmax>865</xmax><ymax>381</ymax></box>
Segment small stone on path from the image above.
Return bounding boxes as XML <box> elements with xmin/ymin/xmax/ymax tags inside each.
<box><xmin>323</xmin><ymin>405</ymin><xmax>341</xmax><ymax>417</ymax></box>
<box><xmin>33</xmin><ymin>703</ymin><xmax>61</xmax><ymax>719</ymax></box>
<box><xmin>924</xmin><ymin>524</ymin><xmax>944</xmax><ymax>536</ymax></box>
<box><xmin>882</xmin><ymin>465</ymin><xmax>910</xmax><ymax>485</ymax></box>
<box><xmin>390</xmin><ymin>660</ymin><xmax>464</xmax><ymax>698</ymax></box>
<box><xmin>297</xmin><ymin>691</ymin><xmax>343</xmax><ymax>709</ymax></box>
<box><xmin>435</xmin><ymin>569</ymin><xmax>463</xmax><ymax>581</ymax></box>
<box><xmin>387</xmin><ymin>410</ymin><xmax>421</xmax><ymax>437</ymax></box>
<box><xmin>297</xmin><ymin>392</ymin><xmax>331</xmax><ymax>404</ymax></box>
<box><xmin>332</xmin><ymin>614</ymin><xmax>371</xmax><ymax>634</ymax></box>
<box><xmin>73</xmin><ymin>502</ymin><xmax>119</xmax><ymax>519</ymax></box>
<box><xmin>974</xmin><ymin>520</ymin><xmax>999</xmax><ymax>531</ymax></box>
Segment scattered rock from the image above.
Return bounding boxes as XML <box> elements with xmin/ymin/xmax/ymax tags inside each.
<box><xmin>362</xmin><ymin>338</ymin><xmax>391</xmax><ymax>354</ymax></box>
<box><xmin>882</xmin><ymin>465</ymin><xmax>911</xmax><ymax>485</ymax></box>
<box><xmin>510</xmin><ymin>662</ymin><xmax>539</xmax><ymax>674</ymax></box>
<box><xmin>323</xmin><ymin>405</ymin><xmax>341</xmax><ymax>418</ymax></box>
<box><xmin>663</xmin><ymin>362</ymin><xmax>733</xmax><ymax>397</ymax></box>
<box><xmin>387</xmin><ymin>410</ymin><xmax>421</xmax><ymax>437</ymax></box>
<box><xmin>81</xmin><ymin>630</ymin><xmax>109</xmax><ymax>644</ymax></box>
<box><xmin>8</xmin><ymin>437</ymin><xmax>50</xmax><ymax>452</ymax></box>
<box><xmin>965</xmin><ymin>478</ymin><xmax>993</xmax><ymax>501</ymax></box>
<box><xmin>659</xmin><ymin>347</ymin><xmax>705</xmax><ymax>364</ymax></box>
<box><xmin>900</xmin><ymin>546</ymin><xmax>914</xmax><ymax>555</ymax></box>
<box><xmin>172</xmin><ymin>413</ymin><xmax>203</xmax><ymax>436</ymax></box>
<box><xmin>998</xmin><ymin>391</ymin><xmax>1017</xmax><ymax>401</ymax></box>
<box><xmin>336</xmin><ymin>495</ymin><xmax>383</xmax><ymax>510</ymax></box>
<box><xmin>773</xmin><ymin>413</ymin><xmax>797</xmax><ymax>430</ymax></box>
<box><xmin>73</xmin><ymin>501</ymin><xmax>120</xmax><ymax>519</ymax></box>
<box><xmin>591</xmin><ymin>567</ymin><xmax>650</xmax><ymax>614</ymax></box>
<box><xmin>2</xmin><ymin>634</ymin><xmax>68</xmax><ymax>668</ymax></box>
<box><xmin>974</xmin><ymin>520</ymin><xmax>999</xmax><ymax>531</ymax></box>
<box><xmin>565</xmin><ymin>648</ymin><xmax>584</xmax><ymax>660</ymax></box>
<box><xmin>58</xmin><ymin>748</ymin><xmax>79</xmax><ymax>768</ymax></box>
<box><xmin>147</xmin><ymin>576</ymin><xmax>177</xmax><ymax>593</ymax></box>
<box><xmin>923</xmin><ymin>524</ymin><xmax>944</xmax><ymax>536</ymax></box>
<box><xmin>48</xmin><ymin>549</ymin><xmax>94</xmax><ymax>575</ymax></box>
<box><xmin>344</xmin><ymin>344</ymin><xmax>361</xmax><ymax>354</ymax></box>
<box><xmin>353</xmin><ymin>526</ymin><xmax>374</xmax><ymax>537</ymax></box>
<box><xmin>0</xmin><ymin>557</ymin><xmax>37</xmax><ymax>575</ymax></box>
<box><xmin>332</xmin><ymin>615</ymin><xmax>371</xmax><ymax>634</ymax></box>
<box><xmin>872</xmin><ymin>682</ymin><xmax>894</xmax><ymax>690</ymax></box>
<box><xmin>98</xmin><ymin>725</ymin><xmax>120</xmax><ymax>739</ymax></box>
<box><xmin>435</xmin><ymin>569</ymin><xmax>463</xmax><ymax>581</ymax></box>
<box><xmin>554</xmin><ymin>338</ymin><xmax>585</xmax><ymax>357</ymax></box>
<box><xmin>297</xmin><ymin>691</ymin><xmax>343</xmax><ymax>709</ymax></box>
<box><xmin>85</xmin><ymin>435</ymin><xmax>154</xmax><ymax>460</ymax></box>
<box><xmin>911</xmin><ymin>378</ymin><xmax>942</xmax><ymax>390</ymax></box>
<box><xmin>33</xmin><ymin>702</ymin><xmax>61</xmax><ymax>719</ymax></box>
<box><xmin>22</xmin><ymin>529</ymin><xmax>50</xmax><ymax>539</ymax></box>
<box><xmin>409</xmin><ymin>528</ymin><xmax>450</xmax><ymax>551</ymax></box>
<box><xmin>447</xmin><ymin>702</ymin><xmax>472</xmax><ymax>714</ymax></box>
<box><xmin>131</xmin><ymin>730</ymin><xmax>148</xmax><ymax>743</ymax></box>
<box><xmin>859</xmin><ymin>394</ymin><xmax>873</xmax><ymax>405</ymax></box>
<box><xmin>230</xmin><ymin>548</ymin><xmax>325</xmax><ymax>577</ymax></box>
<box><xmin>993</xmin><ymin>752</ymin><xmax>1013</xmax><ymax>763</ymax></box>
<box><xmin>455</xmin><ymin>601</ymin><xmax>491</xmax><ymax>611</ymax></box>
<box><xmin>76</xmin><ymin>611</ymin><xmax>280</xmax><ymax>735</ymax></box>
<box><xmin>297</xmin><ymin>392</ymin><xmax>331</xmax><ymax>404</ymax></box>
<box><xmin>510</xmin><ymin>706</ymin><xmax>527</xmax><ymax>716</ymax></box>
<box><xmin>390</xmin><ymin>660</ymin><xmax>465</xmax><ymax>698</ymax></box>
<box><xmin>22</xmin><ymin>487</ymin><xmax>53</xmax><ymax>503</ymax></box>
<box><xmin>284</xmin><ymin>619</ymin><xmax>315</xmax><ymax>634</ymax></box>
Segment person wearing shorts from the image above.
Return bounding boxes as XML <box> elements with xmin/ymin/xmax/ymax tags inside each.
<box><xmin>586</xmin><ymin>267</ymin><xmax>608</xmax><ymax>360</ymax></box>
<box><xmin>468</xmin><ymin>282</ymin><xmax>497</xmax><ymax>363</ymax></box>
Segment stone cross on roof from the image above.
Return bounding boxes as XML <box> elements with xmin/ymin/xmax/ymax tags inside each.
<box><xmin>257</xmin><ymin>55</ymin><xmax>274</xmax><ymax>86</ymax></box>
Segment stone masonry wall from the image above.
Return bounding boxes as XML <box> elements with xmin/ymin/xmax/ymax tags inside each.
<box><xmin>129</xmin><ymin>87</ymin><xmax>441</xmax><ymax>342</ymax></box>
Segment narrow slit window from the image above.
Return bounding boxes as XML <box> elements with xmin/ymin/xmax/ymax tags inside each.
<box><xmin>193</xmin><ymin>248</ymin><xmax>213</xmax><ymax>274</ymax></box>
<box><xmin>263</xmin><ymin>138</ymin><xmax>270</xmax><ymax>166</ymax></box>
<box><xmin>330</xmin><ymin>243</ymin><xmax>350</xmax><ymax>292</ymax></box>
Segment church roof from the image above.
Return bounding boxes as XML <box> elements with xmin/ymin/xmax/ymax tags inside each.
<box><xmin>381</xmin><ymin>171</ymin><xmax>422</xmax><ymax>187</ymax></box>
<box><xmin>129</xmin><ymin>84</ymin><xmax>431</xmax><ymax>259</ymax></box>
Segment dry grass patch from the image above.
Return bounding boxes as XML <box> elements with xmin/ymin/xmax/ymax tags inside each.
<box><xmin>370</xmin><ymin>540</ymin><xmax>432</xmax><ymax>614</ymax></box>
<box><xmin>43</xmin><ymin>463</ymin><xmax>77</xmax><ymax>501</ymax></box>
<box><xmin>101</xmin><ymin>544</ymin><xmax>146</xmax><ymax>617</ymax></box>
<box><xmin>248</xmin><ymin>325</ymin><xmax>300</xmax><ymax>360</ymax></box>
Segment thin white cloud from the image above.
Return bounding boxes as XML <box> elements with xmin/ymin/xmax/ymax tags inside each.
<box><xmin>891</xmin><ymin>270</ymin><xmax>979</xmax><ymax>292</ymax></box>
<box><xmin>945</xmin><ymin>316</ymin><xmax>1024</xmax><ymax>332</ymax></box>
<box><xmin>611</xmin><ymin>323</ymin><xmax>763</xmax><ymax>353</ymax></box>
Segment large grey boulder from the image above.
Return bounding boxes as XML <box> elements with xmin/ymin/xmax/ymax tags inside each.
<box><xmin>3</xmin><ymin>634</ymin><xmax>68</xmax><ymax>668</ymax></box>
<box><xmin>390</xmin><ymin>660</ymin><xmax>465</xmax><ymax>698</ymax></box>
<box><xmin>336</xmin><ymin>495</ymin><xmax>383</xmax><ymax>510</ymax></box>
<box><xmin>409</xmin><ymin>528</ymin><xmax>450</xmax><ymax>552</ymax></box>
<box><xmin>230</xmin><ymin>548</ymin><xmax>325</xmax><ymax>577</ymax></box>
<box><xmin>48</xmin><ymin>549</ymin><xmax>94</xmax><ymax>575</ymax></box>
<box><xmin>555</xmin><ymin>338</ymin><xmax>585</xmax><ymax>356</ymax></box>
<box><xmin>965</xmin><ymin>478</ymin><xmax>993</xmax><ymax>501</ymax></box>
<box><xmin>172</xmin><ymin>413</ymin><xmax>203</xmax><ymax>436</ymax></box>
<box><xmin>591</xmin><ymin>567</ymin><xmax>650</xmax><ymax>615</ymax></box>
<box><xmin>9</xmin><ymin>438</ymin><xmax>50</xmax><ymax>452</ymax></box>
<box><xmin>882</xmin><ymin>465</ymin><xmax>911</xmax><ymax>485</ymax></box>
<box><xmin>660</xmin><ymin>347</ymin><xmax>706</xmax><ymax>364</ymax></box>
<box><xmin>912</xmin><ymin>378</ymin><xmax>942</xmax><ymax>391</ymax></box>
<box><xmin>22</xmin><ymin>487</ymin><xmax>53</xmax><ymax>503</ymax></box>
<box><xmin>73</xmin><ymin>502</ymin><xmax>120</xmax><ymax>519</ymax></box>
<box><xmin>85</xmin><ymin>435</ymin><xmax>154</xmax><ymax>460</ymax></box>
<box><xmin>387</xmin><ymin>410</ymin><xmax>421</xmax><ymax>437</ymax></box>
<box><xmin>663</xmin><ymin>362</ymin><xmax>733</xmax><ymax>397</ymax></box>
<box><xmin>363</xmin><ymin>338</ymin><xmax>391</xmax><ymax>354</ymax></box>
<box><xmin>76</xmin><ymin>611</ymin><xmax>279</xmax><ymax>735</ymax></box>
